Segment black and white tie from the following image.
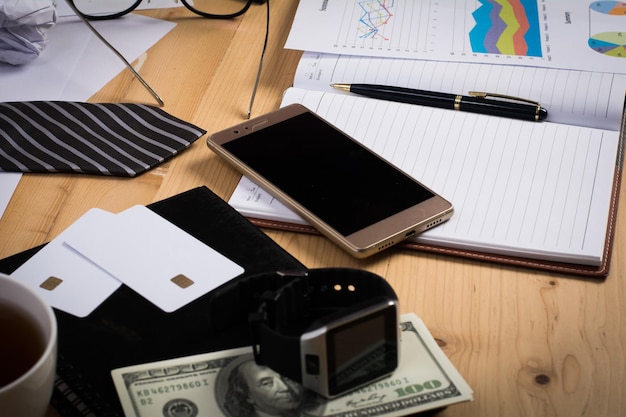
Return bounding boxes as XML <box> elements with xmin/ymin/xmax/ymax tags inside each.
<box><xmin>0</xmin><ymin>101</ymin><xmax>206</xmax><ymax>177</ymax></box>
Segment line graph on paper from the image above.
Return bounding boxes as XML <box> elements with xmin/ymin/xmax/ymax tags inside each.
<box><xmin>334</xmin><ymin>0</ymin><xmax>451</xmax><ymax>52</ymax></box>
<box><xmin>333</xmin><ymin>0</ymin><xmax>544</xmax><ymax>59</ymax></box>
<box><xmin>355</xmin><ymin>0</ymin><xmax>394</xmax><ymax>40</ymax></box>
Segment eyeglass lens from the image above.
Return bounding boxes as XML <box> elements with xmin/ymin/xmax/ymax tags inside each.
<box><xmin>71</xmin><ymin>0</ymin><xmax>253</xmax><ymax>19</ymax></box>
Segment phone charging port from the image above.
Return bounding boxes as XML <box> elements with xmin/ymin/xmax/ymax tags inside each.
<box><xmin>405</xmin><ymin>230</ymin><xmax>416</xmax><ymax>238</ymax></box>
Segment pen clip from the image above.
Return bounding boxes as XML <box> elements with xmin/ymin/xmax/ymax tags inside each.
<box><xmin>468</xmin><ymin>91</ymin><xmax>541</xmax><ymax>108</ymax></box>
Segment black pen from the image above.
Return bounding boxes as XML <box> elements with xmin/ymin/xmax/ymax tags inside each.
<box><xmin>332</xmin><ymin>83</ymin><xmax>548</xmax><ymax>122</ymax></box>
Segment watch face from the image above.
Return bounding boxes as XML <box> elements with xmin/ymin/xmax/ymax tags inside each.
<box><xmin>325</xmin><ymin>303</ymin><xmax>399</xmax><ymax>397</ymax></box>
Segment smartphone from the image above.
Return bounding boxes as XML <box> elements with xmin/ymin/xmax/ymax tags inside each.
<box><xmin>206</xmin><ymin>104</ymin><xmax>453</xmax><ymax>258</ymax></box>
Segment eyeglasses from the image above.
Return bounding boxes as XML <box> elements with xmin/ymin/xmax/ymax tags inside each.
<box><xmin>68</xmin><ymin>0</ymin><xmax>260</xmax><ymax>20</ymax></box>
<box><xmin>64</xmin><ymin>0</ymin><xmax>270</xmax><ymax>117</ymax></box>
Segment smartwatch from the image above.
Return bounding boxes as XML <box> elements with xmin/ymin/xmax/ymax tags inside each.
<box><xmin>210</xmin><ymin>268</ymin><xmax>399</xmax><ymax>398</ymax></box>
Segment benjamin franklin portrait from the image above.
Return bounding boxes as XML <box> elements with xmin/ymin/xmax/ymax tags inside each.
<box><xmin>215</xmin><ymin>353</ymin><xmax>325</xmax><ymax>417</ymax></box>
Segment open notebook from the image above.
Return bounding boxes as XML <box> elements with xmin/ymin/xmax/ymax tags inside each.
<box><xmin>227</xmin><ymin>54</ymin><xmax>626</xmax><ymax>277</ymax></box>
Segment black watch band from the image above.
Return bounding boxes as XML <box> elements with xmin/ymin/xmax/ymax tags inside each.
<box><xmin>208</xmin><ymin>268</ymin><xmax>398</xmax><ymax>386</ymax></box>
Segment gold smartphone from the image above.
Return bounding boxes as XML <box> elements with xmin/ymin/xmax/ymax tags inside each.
<box><xmin>207</xmin><ymin>104</ymin><xmax>453</xmax><ymax>258</ymax></box>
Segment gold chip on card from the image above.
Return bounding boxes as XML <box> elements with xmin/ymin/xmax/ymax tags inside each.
<box><xmin>171</xmin><ymin>274</ymin><xmax>194</xmax><ymax>289</ymax></box>
<box><xmin>40</xmin><ymin>276</ymin><xmax>63</xmax><ymax>291</ymax></box>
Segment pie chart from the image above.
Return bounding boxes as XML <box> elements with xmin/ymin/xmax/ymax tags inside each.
<box><xmin>588</xmin><ymin>32</ymin><xmax>626</xmax><ymax>57</ymax></box>
<box><xmin>589</xmin><ymin>1</ymin><xmax>626</xmax><ymax>15</ymax></box>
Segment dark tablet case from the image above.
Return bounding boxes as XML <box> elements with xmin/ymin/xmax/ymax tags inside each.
<box><xmin>0</xmin><ymin>186</ymin><xmax>305</xmax><ymax>417</ymax></box>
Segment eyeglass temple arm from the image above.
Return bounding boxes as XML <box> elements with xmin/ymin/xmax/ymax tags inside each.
<box><xmin>63</xmin><ymin>0</ymin><xmax>165</xmax><ymax>106</ymax></box>
<box><xmin>246</xmin><ymin>0</ymin><xmax>270</xmax><ymax>119</ymax></box>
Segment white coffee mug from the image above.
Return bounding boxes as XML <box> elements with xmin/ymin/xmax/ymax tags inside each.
<box><xmin>0</xmin><ymin>273</ymin><xmax>58</xmax><ymax>417</ymax></box>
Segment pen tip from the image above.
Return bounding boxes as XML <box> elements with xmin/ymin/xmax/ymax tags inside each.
<box><xmin>332</xmin><ymin>83</ymin><xmax>351</xmax><ymax>92</ymax></box>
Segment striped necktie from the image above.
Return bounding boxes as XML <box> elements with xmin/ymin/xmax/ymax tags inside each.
<box><xmin>0</xmin><ymin>101</ymin><xmax>206</xmax><ymax>177</ymax></box>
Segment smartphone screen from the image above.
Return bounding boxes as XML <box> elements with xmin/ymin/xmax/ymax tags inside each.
<box><xmin>207</xmin><ymin>104</ymin><xmax>453</xmax><ymax>257</ymax></box>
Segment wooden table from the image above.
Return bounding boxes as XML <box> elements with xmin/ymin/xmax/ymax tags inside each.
<box><xmin>2</xmin><ymin>3</ymin><xmax>624</xmax><ymax>417</ymax></box>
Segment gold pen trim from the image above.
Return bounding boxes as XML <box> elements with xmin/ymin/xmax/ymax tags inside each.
<box><xmin>454</xmin><ymin>95</ymin><xmax>462</xmax><ymax>111</ymax></box>
<box><xmin>468</xmin><ymin>91</ymin><xmax>543</xmax><ymax>120</ymax></box>
<box><xmin>332</xmin><ymin>83</ymin><xmax>351</xmax><ymax>92</ymax></box>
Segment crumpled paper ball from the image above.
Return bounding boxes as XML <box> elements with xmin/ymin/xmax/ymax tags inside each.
<box><xmin>0</xmin><ymin>0</ymin><xmax>57</xmax><ymax>65</ymax></box>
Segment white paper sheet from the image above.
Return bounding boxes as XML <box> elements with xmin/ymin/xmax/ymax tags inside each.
<box><xmin>0</xmin><ymin>173</ymin><xmax>22</xmax><ymax>216</ymax></box>
<box><xmin>286</xmin><ymin>0</ymin><xmax>626</xmax><ymax>74</ymax></box>
<box><xmin>0</xmin><ymin>13</ymin><xmax>175</xmax><ymax>101</ymax></box>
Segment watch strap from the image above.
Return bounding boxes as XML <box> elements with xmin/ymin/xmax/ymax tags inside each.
<box><xmin>242</xmin><ymin>268</ymin><xmax>397</xmax><ymax>383</ymax></box>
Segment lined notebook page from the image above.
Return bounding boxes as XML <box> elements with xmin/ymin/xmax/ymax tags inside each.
<box><xmin>293</xmin><ymin>53</ymin><xmax>626</xmax><ymax>130</ymax></box>
<box><xmin>230</xmin><ymin>87</ymin><xmax>620</xmax><ymax>266</ymax></box>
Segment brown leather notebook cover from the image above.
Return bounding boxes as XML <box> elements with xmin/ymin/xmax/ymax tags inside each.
<box><xmin>245</xmin><ymin>210</ymin><xmax>616</xmax><ymax>278</ymax></box>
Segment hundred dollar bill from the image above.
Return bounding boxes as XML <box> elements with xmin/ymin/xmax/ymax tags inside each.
<box><xmin>111</xmin><ymin>313</ymin><xmax>472</xmax><ymax>417</ymax></box>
